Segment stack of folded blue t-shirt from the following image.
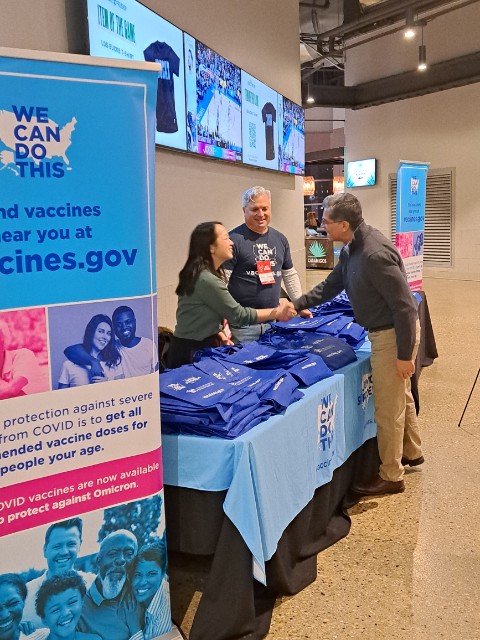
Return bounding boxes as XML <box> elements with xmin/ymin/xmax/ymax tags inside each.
<box><xmin>310</xmin><ymin>290</ymin><xmax>354</xmax><ymax>316</ymax></box>
<box><xmin>161</xmin><ymin>341</ymin><xmax>338</xmax><ymax>438</ymax></box>
<box><xmin>262</xmin><ymin>312</ymin><xmax>366</xmax><ymax>352</ymax></box>
<box><xmin>201</xmin><ymin>342</ymin><xmax>334</xmax><ymax>386</ymax></box>
<box><xmin>257</xmin><ymin>289</ymin><xmax>367</xmax><ymax>350</ymax></box>
<box><xmin>260</xmin><ymin>331</ymin><xmax>358</xmax><ymax>369</ymax></box>
<box><xmin>160</xmin><ymin>359</ymin><xmax>303</xmax><ymax>439</ymax></box>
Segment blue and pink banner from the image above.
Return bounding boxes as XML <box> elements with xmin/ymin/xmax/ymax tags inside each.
<box><xmin>0</xmin><ymin>48</ymin><xmax>174</xmax><ymax>639</ymax></box>
<box><xmin>395</xmin><ymin>160</ymin><xmax>429</xmax><ymax>291</ymax></box>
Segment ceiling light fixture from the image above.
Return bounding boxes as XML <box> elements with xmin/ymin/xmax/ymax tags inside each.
<box><xmin>404</xmin><ymin>8</ymin><xmax>416</xmax><ymax>39</ymax></box>
<box><xmin>418</xmin><ymin>27</ymin><xmax>427</xmax><ymax>71</ymax></box>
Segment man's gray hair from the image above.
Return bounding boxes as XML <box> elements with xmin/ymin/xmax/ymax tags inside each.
<box><xmin>323</xmin><ymin>193</ymin><xmax>363</xmax><ymax>230</ymax></box>
<box><xmin>242</xmin><ymin>186</ymin><xmax>271</xmax><ymax>209</ymax></box>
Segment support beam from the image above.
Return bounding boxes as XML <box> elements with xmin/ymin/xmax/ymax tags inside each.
<box><xmin>303</xmin><ymin>51</ymin><xmax>480</xmax><ymax>109</ymax></box>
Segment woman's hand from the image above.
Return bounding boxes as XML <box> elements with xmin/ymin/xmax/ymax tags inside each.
<box><xmin>217</xmin><ymin>331</ymin><xmax>234</xmax><ymax>346</ymax></box>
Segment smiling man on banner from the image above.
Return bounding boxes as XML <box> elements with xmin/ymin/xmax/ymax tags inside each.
<box><xmin>77</xmin><ymin>530</ymin><xmax>140</xmax><ymax>640</ymax></box>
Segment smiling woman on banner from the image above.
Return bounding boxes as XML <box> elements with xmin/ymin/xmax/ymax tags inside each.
<box><xmin>58</xmin><ymin>315</ymin><xmax>122</xmax><ymax>388</ymax></box>
<box><xmin>127</xmin><ymin>539</ymin><xmax>171</xmax><ymax>640</ymax></box>
<box><xmin>166</xmin><ymin>221</ymin><xmax>296</xmax><ymax>368</ymax></box>
<box><xmin>0</xmin><ymin>574</ymin><xmax>48</xmax><ymax>640</ymax></box>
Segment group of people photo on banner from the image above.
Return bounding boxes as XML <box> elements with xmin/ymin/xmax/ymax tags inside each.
<box><xmin>0</xmin><ymin>497</ymin><xmax>172</xmax><ymax>640</ymax></box>
<box><xmin>0</xmin><ymin>298</ymin><xmax>158</xmax><ymax>400</ymax></box>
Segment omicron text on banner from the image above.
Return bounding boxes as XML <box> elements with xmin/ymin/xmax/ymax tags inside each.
<box><xmin>395</xmin><ymin>160</ymin><xmax>429</xmax><ymax>291</ymax></box>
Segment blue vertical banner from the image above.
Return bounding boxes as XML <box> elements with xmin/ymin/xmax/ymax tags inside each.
<box><xmin>0</xmin><ymin>49</ymin><xmax>177</xmax><ymax>639</ymax></box>
<box><xmin>395</xmin><ymin>160</ymin><xmax>429</xmax><ymax>291</ymax></box>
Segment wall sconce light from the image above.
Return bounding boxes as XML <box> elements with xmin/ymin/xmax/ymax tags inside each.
<box><xmin>306</xmin><ymin>84</ymin><xmax>315</xmax><ymax>104</ymax></box>
<box><xmin>418</xmin><ymin>28</ymin><xmax>427</xmax><ymax>71</ymax></box>
<box><xmin>303</xmin><ymin>176</ymin><xmax>316</xmax><ymax>195</ymax></box>
<box><xmin>404</xmin><ymin>8</ymin><xmax>416</xmax><ymax>39</ymax></box>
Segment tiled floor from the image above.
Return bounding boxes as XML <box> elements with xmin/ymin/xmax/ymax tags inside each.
<box><xmin>173</xmin><ymin>275</ymin><xmax>480</xmax><ymax>639</ymax></box>
<box><xmin>267</xmin><ymin>275</ymin><xmax>480</xmax><ymax>640</ymax></box>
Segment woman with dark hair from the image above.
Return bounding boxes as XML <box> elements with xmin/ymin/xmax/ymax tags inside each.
<box><xmin>0</xmin><ymin>573</ymin><xmax>47</xmax><ymax>640</ymax></box>
<box><xmin>127</xmin><ymin>540</ymin><xmax>171</xmax><ymax>640</ymax></box>
<box><xmin>167</xmin><ymin>221</ymin><xmax>295</xmax><ymax>368</ymax></box>
<box><xmin>58</xmin><ymin>315</ymin><xmax>122</xmax><ymax>388</ymax></box>
<box><xmin>35</xmin><ymin>572</ymin><xmax>100</xmax><ymax>640</ymax></box>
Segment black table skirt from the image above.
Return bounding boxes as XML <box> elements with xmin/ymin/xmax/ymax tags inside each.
<box><xmin>166</xmin><ymin>437</ymin><xmax>380</xmax><ymax>640</ymax></box>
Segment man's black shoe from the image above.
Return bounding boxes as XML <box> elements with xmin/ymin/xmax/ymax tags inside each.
<box><xmin>351</xmin><ymin>475</ymin><xmax>405</xmax><ymax>497</ymax></box>
<box><xmin>401</xmin><ymin>455</ymin><xmax>425</xmax><ymax>467</ymax></box>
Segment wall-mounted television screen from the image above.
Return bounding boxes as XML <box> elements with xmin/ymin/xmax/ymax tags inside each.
<box><xmin>279</xmin><ymin>97</ymin><xmax>305</xmax><ymax>175</ymax></box>
<box><xmin>346</xmin><ymin>158</ymin><xmax>376</xmax><ymax>187</ymax></box>
<box><xmin>86</xmin><ymin>0</ymin><xmax>187</xmax><ymax>151</ymax></box>
<box><xmin>241</xmin><ymin>71</ymin><xmax>279</xmax><ymax>171</ymax></box>
<box><xmin>184</xmin><ymin>33</ymin><xmax>242</xmax><ymax>163</ymax></box>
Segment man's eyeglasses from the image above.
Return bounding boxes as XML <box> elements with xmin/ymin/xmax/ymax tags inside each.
<box><xmin>322</xmin><ymin>218</ymin><xmax>343</xmax><ymax>226</ymax></box>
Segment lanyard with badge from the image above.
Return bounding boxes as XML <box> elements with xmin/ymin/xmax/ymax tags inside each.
<box><xmin>256</xmin><ymin>259</ymin><xmax>276</xmax><ymax>285</ymax></box>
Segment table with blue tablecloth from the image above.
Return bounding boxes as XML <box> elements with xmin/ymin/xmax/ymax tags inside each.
<box><xmin>161</xmin><ymin>291</ymin><xmax>438</xmax><ymax>640</ymax></box>
<box><xmin>162</xmin><ymin>351</ymin><xmax>381</xmax><ymax>640</ymax></box>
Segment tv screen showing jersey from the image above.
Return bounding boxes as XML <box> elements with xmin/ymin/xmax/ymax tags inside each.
<box><xmin>279</xmin><ymin>97</ymin><xmax>305</xmax><ymax>175</ymax></box>
<box><xmin>184</xmin><ymin>33</ymin><xmax>242</xmax><ymax>163</ymax></box>
<box><xmin>241</xmin><ymin>71</ymin><xmax>279</xmax><ymax>171</ymax></box>
<box><xmin>87</xmin><ymin>0</ymin><xmax>187</xmax><ymax>151</ymax></box>
<box><xmin>346</xmin><ymin>158</ymin><xmax>376</xmax><ymax>187</ymax></box>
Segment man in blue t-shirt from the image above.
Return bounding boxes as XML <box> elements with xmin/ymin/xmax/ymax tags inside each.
<box><xmin>223</xmin><ymin>186</ymin><xmax>310</xmax><ymax>342</ymax></box>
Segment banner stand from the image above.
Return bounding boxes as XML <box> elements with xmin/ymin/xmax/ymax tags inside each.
<box><xmin>0</xmin><ymin>47</ymin><xmax>180</xmax><ymax>639</ymax></box>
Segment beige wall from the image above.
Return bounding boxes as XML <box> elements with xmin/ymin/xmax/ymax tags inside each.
<box><xmin>344</xmin><ymin>3</ymin><xmax>480</xmax><ymax>280</ymax></box>
<box><xmin>0</xmin><ymin>0</ymin><xmax>306</xmax><ymax>328</ymax></box>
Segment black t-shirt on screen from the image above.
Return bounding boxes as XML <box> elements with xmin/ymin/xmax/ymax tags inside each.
<box><xmin>144</xmin><ymin>41</ymin><xmax>180</xmax><ymax>133</ymax></box>
<box><xmin>261</xmin><ymin>102</ymin><xmax>277</xmax><ymax>160</ymax></box>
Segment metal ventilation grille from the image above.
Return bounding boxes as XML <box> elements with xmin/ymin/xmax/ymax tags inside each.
<box><xmin>389</xmin><ymin>168</ymin><xmax>454</xmax><ymax>266</ymax></box>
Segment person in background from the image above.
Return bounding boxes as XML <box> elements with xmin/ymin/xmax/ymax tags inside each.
<box><xmin>127</xmin><ymin>539</ymin><xmax>171</xmax><ymax>640</ymax></box>
<box><xmin>35</xmin><ymin>573</ymin><xmax>101</xmax><ymax>640</ymax></box>
<box><xmin>0</xmin><ymin>320</ymin><xmax>43</xmax><ymax>399</ymax></box>
<box><xmin>166</xmin><ymin>221</ymin><xmax>296</xmax><ymax>368</ymax></box>
<box><xmin>223</xmin><ymin>186</ymin><xmax>311</xmax><ymax>343</ymax></box>
<box><xmin>58</xmin><ymin>316</ymin><xmax>122</xmax><ymax>388</ymax></box>
<box><xmin>23</xmin><ymin>519</ymin><xmax>95</xmax><ymax>629</ymax></box>
<box><xmin>294</xmin><ymin>193</ymin><xmax>423</xmax><ymax>497</ymax></box>
<box><xmin>305</xmin><ymin>211</ymin><xmax>318</xmax><ymax>231</ymax></box>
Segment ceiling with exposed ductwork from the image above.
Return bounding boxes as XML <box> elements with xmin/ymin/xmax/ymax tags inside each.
<box><xmin>300</xmin><ymin>0</ymin><xmax>480</xmax><ymax>109</ymax></box>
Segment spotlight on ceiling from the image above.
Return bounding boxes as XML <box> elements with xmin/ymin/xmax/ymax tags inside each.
<box><xmin>418</xmin><ymin>27</ymin><xmax>427</xmax><ymax>71</ymax></box>
<box><xmin>418</xmin><ymin>44</ymin><xmax>427</xmax><ymax>71</ymax></box>
<box><xmin>404</xmin><ymin>8</ymin><xmax>416</xmax><ymax>39</ymax></box>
